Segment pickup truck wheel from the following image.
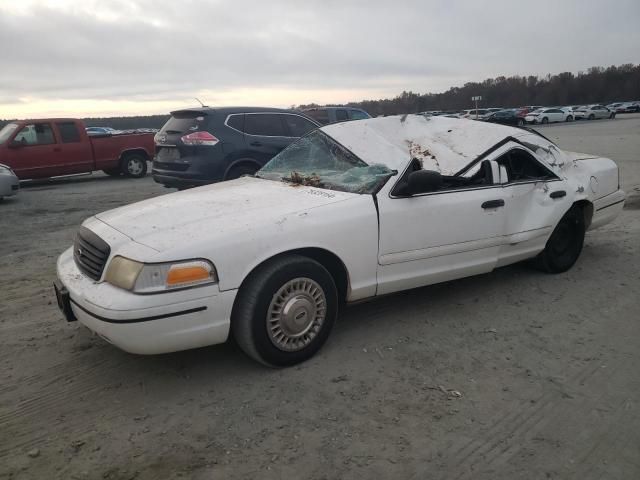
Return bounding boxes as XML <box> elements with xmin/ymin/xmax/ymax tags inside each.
<box><xmin>121</xmin><ymin>154</ymin><xmax>148</xmax><ymax>178</ymax></box>
<box><xmin>535</xmin><ymin>206</ymin><xmax>585</xmax><ymax>273</ymax></box>
<box><xmin>102</xmin><ymin>168</ymin><xmax>121</xmax><ymax>177</ymax></box>
<box><xmin>232</xmin><ymin>255</ymin><xmax>338</xmax><ymax>367</ymax></box>
<box><xmin>225</xmin><ymin>163</ymin><xmax>258</xmax><ymax>180</ymax></box>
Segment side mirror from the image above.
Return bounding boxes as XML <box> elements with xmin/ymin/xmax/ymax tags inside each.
<box><xmin>407</xmin><ymin>170</ymin><xmax>442</xmax><ymax>195</ymax></box>
<box><xmin>8</xmin><ymin>140</ymin><xmax>24</xmax><ymax>149</ymax></box>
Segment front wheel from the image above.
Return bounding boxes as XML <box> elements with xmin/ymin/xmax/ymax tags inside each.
<box><xmin>121</xmin><ymin>154</ymin><xmax>148</xmax><ymax>178</ymax></box>
<box><xmin>535</xmin><ymin>206</ymin><xmax>585</xmax><ymax>273</ymax></box>
<box><xmin>588</xmin><ymin>114</ymin><xmax>595</xmax><ymax>121</ymax></box>
<box><xmin>566</xmin><ymin>115</ymin><xmax>574</xmax><ymax>122</ymax></box>
<box><xmin>541</xmin><ymin>117</ymin><xmax>549</xmax><ymax>124</ymax></box>
<box><xmin>232</xmin><ymin>255</ymin><xmax>338</xmax><ymax>367</ymax></box>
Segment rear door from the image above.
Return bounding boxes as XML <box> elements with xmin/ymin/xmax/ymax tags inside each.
<box><xmin>4</xmin><ymin>122</ymin><xmax>65</xmax><ymax>179</ymax></box>
<box><xmin>243</xmin><ymin>113</ymin><xmax>292</xmax><ymax>163</ymax></box>
<box><xmin>53</xmin><ymin>121</ymin><xmax>93</xmax><ymax>173</ymax></box>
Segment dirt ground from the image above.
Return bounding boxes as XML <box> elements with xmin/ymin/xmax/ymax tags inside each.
<box><xmin>1</xmin><ymin>115</ymin><xmax>639</xmax><ymax>480</ymax></box>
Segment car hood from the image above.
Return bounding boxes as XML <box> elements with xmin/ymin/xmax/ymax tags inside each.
<box><xmin>94</xmin><ymin>176</ymin><xmax>357</xmax><ymax>252</ymax></box>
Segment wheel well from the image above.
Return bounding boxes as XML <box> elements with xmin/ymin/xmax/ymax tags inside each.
<box><xmin>119</xmin><ymin>149</ymin><xmax>150</xmax><ymax>161</ymax></box>
<box><xmin>224</xmin><ymin>158</ymin><xmax>261</xmax><ymax>179</ymax></box>
<box><xmin>573</xmin><ymin>200</ymin><xmax>594</xmax><ymax>229</ymax></box>
<box><xmin>236</xmin><ymin>248</ymin><xmax>350</xmax><ymax>304</ymax></box>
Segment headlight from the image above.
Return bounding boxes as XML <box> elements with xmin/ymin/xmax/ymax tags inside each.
<box><xmin>104</xmin><ymin>256</ymin><xmax>217</xmax><ymax>293</ymax></box>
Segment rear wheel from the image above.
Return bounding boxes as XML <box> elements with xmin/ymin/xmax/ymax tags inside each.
<box><xmin>541</xmin><ymin>117</ymin><xmax>549</xmax><ymax>124</ymax></box>
<box><xmin>232</xmin><ymin>255</ymin><xmax>338</xmax><ymax>367</ymax></box>
<box><xmin>121</xmin><ymin>153</ymin><xmax>148</xmax><ymax>178</ymax></box>
<box><xmin>535</xmin><ymin>206</ymin><xmax>585</xmax><ymax>273</ymax></box>
<box><xmin>566</xmin><ymin>115</ymin><xmax>574</xmax><ymax>122</ymax></box>
<box><xmin>225</xmin><ymin>162</ymin><xmax>258</xmax><ymax>181</ymax></box>
<box><xmin>588</xmin><ymin>114</ymin><xmax>595</xmax><ymax>120</ymax></box>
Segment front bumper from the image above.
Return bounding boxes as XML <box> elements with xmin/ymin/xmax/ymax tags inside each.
<box><xmin>55</xmin><ymin>247</ymin><xmax>237</xmax><ymax>354</ymax></box>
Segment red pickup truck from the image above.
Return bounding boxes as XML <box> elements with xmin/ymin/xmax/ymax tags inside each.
<box><xmin>0</xmin><ymin>118</ymin><xmax>155</xmax><ymax>180</ymax></box>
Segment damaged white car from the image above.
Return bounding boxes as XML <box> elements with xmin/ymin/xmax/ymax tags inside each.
<box><xmin>54</xmin><ymin>115</ymin><xmax>625</xmax><ymax>366</ymax></box>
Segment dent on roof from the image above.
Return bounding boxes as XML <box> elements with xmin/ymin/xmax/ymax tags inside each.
<box><xmin>321</xmin><ymin>114</ymin><xmax>523</xmax><ymax>175</ymax></box>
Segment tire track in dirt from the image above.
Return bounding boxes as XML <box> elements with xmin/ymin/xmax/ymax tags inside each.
<box><xmin>420</xmin><ymin>360</ymin><xmax>604</xmax><ymax>480</ymax></box>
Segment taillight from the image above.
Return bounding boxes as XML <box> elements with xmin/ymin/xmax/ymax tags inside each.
<box><xmin>180</xmin><ymin>131</ymin><xmax>219</xmax><ymax>146</ymax></box>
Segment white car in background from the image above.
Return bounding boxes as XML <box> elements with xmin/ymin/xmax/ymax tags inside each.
<box><xmin>525</xmin><ymin>107</ymin><xmax>572</xmax><ymax>124</ymax></box>
<box><xmin>574</xmin><ymin>105</ymin><xmax>615</xmax><ymax>120</ymax></box>
<box><xmin>0</xmin><ymin>163</ymin><xmax>19</xmax><ymax>200</ymax></box>
<box><xmin>54</xmin><ymin>115</ymin><xmax>625</xmax><ymax>366</ymax></box>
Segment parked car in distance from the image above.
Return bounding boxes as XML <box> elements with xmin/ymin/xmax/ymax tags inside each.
<box><xmin>303</xmin><ymin>107</ymin><xmax>371</xmax><ymax>125</ymax></box>
<box><xmin>460</xmin><ymin>109</ymin><xmax>489</xmax><ymax>119</ymax></box>
<box><xmin>619</xmin><ymin>102</ymin><xmax>640</xmax><ymax>113</ymax></box>
<box><xmin>573</xmin><ymin>105</ymin><xmax>615</xmax><ymax>120</ymax></box>
<box><xmin>152</xmin><ymin>107</ymin><xmax>320</xmax><ymax>189</ymax></box>
<box><xmin>86</xmin><ymin>126</ymin><xmax>119</xmax><ymax>135</ymax></box>
<box><xmin>516</xmin><ymin>106</ymin><xmax>544</xmax><ymax>118</ymax></box>
<box><xmin>484</xmin><ymin>109</ymin><xmax>526</xmax><ymax>126</ymax></box>
<box><xmin>0</xmin><ymin>163</ymin><xmax>19</xmax><ymax>200</ymax></box>
<box><xmin>525</xmin><ymin>107</ymin><xmax>572</xmax><ymax>124</ymax></box>
<box><xmin>55</xmin><ymin>114</ymin><xmax>625</xmax><ymax>366</ymax></box>
<box><xmin>606</xmin><ymin>103</ymin><xmax>625</xmax><ymax>113</ymax></box>
<box><xmin>479</xmin><ymin>108</ymin><xmax>504</xmax><ymax>120</ymax></box>
<box><xmin>0</xmin><ymin>119</ymin><xmax>155</xmax><ymax>180</ymax></box>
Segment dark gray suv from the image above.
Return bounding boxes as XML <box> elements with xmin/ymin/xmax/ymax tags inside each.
<box><xmin>152</xmin><ymin>107</ymin><xmax>320</xmax><ymax>188</ymax></box>
<box><xmin>303</xmin><ymin>107</ymin><xmax>371</xmax><ymax>125</ymax></box>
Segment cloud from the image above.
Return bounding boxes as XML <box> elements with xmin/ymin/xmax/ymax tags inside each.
<box><xmin>1</xmin><ymin>0</ymin><xmax>639</xmax><ymax>117</ymax></box>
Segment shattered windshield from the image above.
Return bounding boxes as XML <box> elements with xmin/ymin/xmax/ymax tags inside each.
<box><xmin>258</xmin><ymin>129</ymin><xmax>395</xmax><ymax>194</ymax></box>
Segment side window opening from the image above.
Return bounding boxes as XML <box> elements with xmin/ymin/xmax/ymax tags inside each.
<box><xmin>335</xmin><ymin>109</ymin><xmax>349</xmax><ymax>121</ymax></box>
<box><xmin>226</xmin><ymin>114</ymin><xmax>244</xmax><ymax>133</ymax></box>
<box><xmin>57</xmin><ymin>122</ymin><xmax>81</xmax><ymax>143</ymax></box>
<box><xmin>14</xmin><ymin>123</ymin><xmax>55</xmax><ymax>146</ymax></box>
<box><xmin>497</xmin><ymin>148</ymin><xmax>553</xmax><ymax>182</ymax></box>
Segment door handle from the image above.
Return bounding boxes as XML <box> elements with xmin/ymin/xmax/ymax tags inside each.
<box><xmin>481</xmin><ymin>199</ymin><xmax>505</xmax><ymax>209</ymax></box>
<box><xmin>550</xmin><ymin>190</ymin><xmax>566</xmax><ymax>199</ymax></box>
<box><xmin>250</xmin><ymin>141</ymin><xmax>263</xmax><ymax>147</ymax></box>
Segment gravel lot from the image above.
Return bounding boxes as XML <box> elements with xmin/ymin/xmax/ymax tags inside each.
<box><xmin>1</xmin><ymin>115</ymin><xmax>639</xmax><ymax>480</ymax></box>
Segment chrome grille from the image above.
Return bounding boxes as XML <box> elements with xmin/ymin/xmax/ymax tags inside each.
<box><xmin>73</xmin><ymin>227</ymin><xmax>110</xmax><ymax>281</ymax></box>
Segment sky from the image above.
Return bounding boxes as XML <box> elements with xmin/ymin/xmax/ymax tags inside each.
<box><xmin>0</xmin><ymin>0</ymin><xmax>639</xmax><ymax>118</ymax></box>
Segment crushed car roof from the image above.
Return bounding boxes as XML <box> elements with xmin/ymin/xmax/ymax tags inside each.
<box><xmin>321</xmin><ymin>114</ymin><xmax>530</xmax><ymax>175</ymax></box>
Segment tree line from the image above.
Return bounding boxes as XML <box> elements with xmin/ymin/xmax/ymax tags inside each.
<box><xmin>298</xmin><ymin>63</ymin><xmax>640</xmax><ymax>116</ymax></box>
<box><xmin>2</xmin><ymin>64</ymin><xmax>639</xmax><ymax>129</ymax></box>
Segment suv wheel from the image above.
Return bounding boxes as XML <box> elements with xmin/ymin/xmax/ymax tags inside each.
<box><xmin>226</xmin><ymin>162</ymin><xmax>258</xmax><ymax>180</ymax></box>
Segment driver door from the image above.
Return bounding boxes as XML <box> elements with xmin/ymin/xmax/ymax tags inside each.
<box><xmin>376</xmin><ymin>161</ymin><xmax>507</xmax><ymax>295</ymax></box>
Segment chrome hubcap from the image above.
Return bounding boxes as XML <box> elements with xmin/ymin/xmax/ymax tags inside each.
<box><xmin>267</xmin><ymin>278</ymin><xmax>326</xmax><ymax>352</ymax></box>
<box><xmin>128</xmin><ymin>158</ymin><xmax>143</xmax><ymax>175</ymax></box>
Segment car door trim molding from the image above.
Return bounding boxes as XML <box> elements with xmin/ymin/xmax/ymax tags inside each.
<box><xmin>379</xmin><ymin>226</ymin><xmax>553</xmax><ymax>265</ymax></box>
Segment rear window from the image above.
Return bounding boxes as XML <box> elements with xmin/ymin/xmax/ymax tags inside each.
<box><xmin>57</xmin><ymin>122</ymin><xmax>81</xmax><ymax>143</ymax></box>
<box><xmin>304</xmin><ymin>109</ymin><xmax>330</xmax><ymax>125</ymax></box>
<box><xmin>160</xmin><ymin>111</ymin><xmax>208</xmax><ymax>135</ymax></box>
<box><xmin>226</xmin><ymin>114</ymin><xmax>244</xmax><ymax>132</ymax></box>
<box><xmin>244</xmin><ymin>114</ymin><xmax>287</xmax><ymax>136</ymax></box>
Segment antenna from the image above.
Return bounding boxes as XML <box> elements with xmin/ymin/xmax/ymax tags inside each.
<box><xmin>194</xmin><ymin>97</ymin><xmax>207</xmax><ymax>107</ymax></box>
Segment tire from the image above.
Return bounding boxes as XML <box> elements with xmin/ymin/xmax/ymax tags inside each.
<box><xmin>225</xmin><ymin>162</ymin><xmax>258</xmax><ymax>181</ymax></box>
<box><xmin>609</xmin><ymin>113</ymin><xmax>616</xmax><ymax>119</ymax></box>
<box><xmin>102</xmin><ymin>168</ymin><xmax>121</xmax><ymax>177</ymax></box>
<box><xmin>516</xmin><ymin>118</ymin><xmax>525</xmax><ymax>127</ymax></box>
<box><xmin>232</xmin><ymin>255</ymin><xmax>338</xmax><ymax>367</ymax></box>
<box><xmin>566</xmin><ymin>116</ymin><xmax>573</xmax><ymax>122</ymax></box>
<box><xmin>588</xmin><ymin>114</ymin><xmax>595</xmax><ymax>121</ymax></box>
<box><xmin>541</xmin><ymin>117</ymin><xmax>549</xmax><ymax>124</ymax></box>
<box><xmin>121</xmin><ymin>153</ymin><xmax>148</xmax><ymax>178</ymax></box>
<box><xmin>535</xmin><ymin>206</ymin><xmax>585</xmax><ymax>273</ymax></box>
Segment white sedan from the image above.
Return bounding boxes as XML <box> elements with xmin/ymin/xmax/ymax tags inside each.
<box><xmin>55</xmin><ymin>115</ymin><xmax>625</xmax><ymax>366</ymax></box>
<box><xmin>524</xmin><ymin>108</ymin><xmax>573</xmax><ymax>124</ymax></box>
<box><xmin>0</xmin><ymin>163</ymin><xmax>19</xmax><ymax>200</ymax></box>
